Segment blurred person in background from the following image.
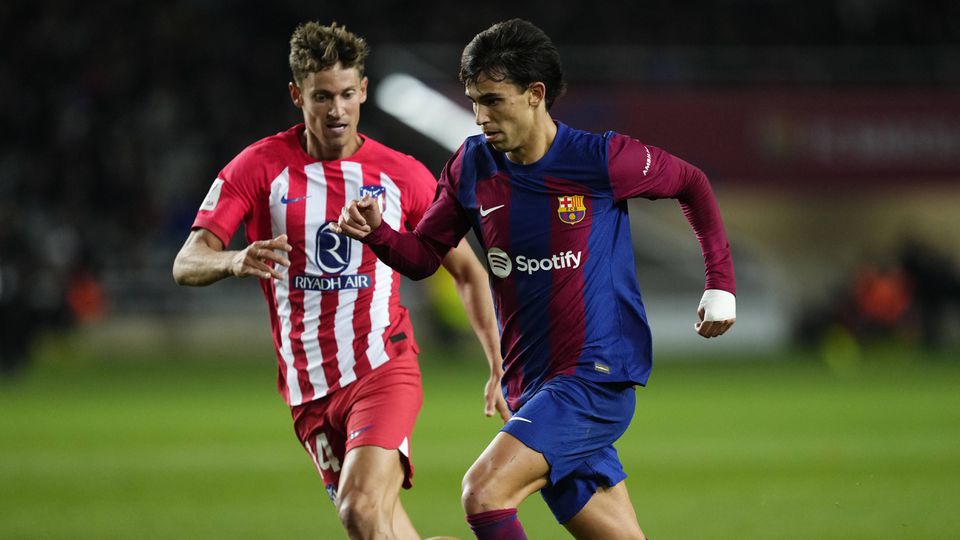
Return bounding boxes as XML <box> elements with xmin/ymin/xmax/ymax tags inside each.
<box><xmin>898</xmin><ymin>237</ymin><xmax>960</xmax><ymax>349</ymax></box>
<box><xmin>0</xmin><ymin>203</ymin><xmax>93</xmax><ymax>377</ymax></box>
<box><xmin>795</xmin><ymin>237</ymin><xmax>960</xmax><ymax>352</ymax></box>
<box><xmin>172</xmin><ymin>21</ymin><xmax>502</xmax><ymax>540</ymax></box>
<box><xmin>337</xmin><ymin>18</ymin><xmax>736</xmax><ymax>540</ymax></box>
<box><xmin>0</xmin><ymin>207</ymin><xmax>38</xmax><ymax>376</ymax></box>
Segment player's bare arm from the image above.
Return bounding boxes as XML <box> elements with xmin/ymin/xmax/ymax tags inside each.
<box><xmin>441</xmin><ymin>241</ymin><xmax>511</xmax><ymax>422</ymax></box>
<box><xmin>335</xmin><ymin>194</ymin><xmax>380</xmax><ymax>239</ymax></box>
<box><xmin>695</xmin><ymin>289</ymin><xmax>736</xmax><ymax>339</ymax></box>
<box><xmin>172</xmin><ymin>228</ymin><xmax>292</xmax><ymax>286</ymax></box>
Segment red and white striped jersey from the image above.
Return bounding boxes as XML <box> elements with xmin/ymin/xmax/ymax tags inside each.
<box><xmin>193</xmin><ymin>124</ymin><xmax>436</xmax><ymax>406</ymax></box>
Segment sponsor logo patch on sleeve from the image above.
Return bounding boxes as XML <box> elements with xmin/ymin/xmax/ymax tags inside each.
<box><xmin>200</xmin><ymin>178</ymin><xmax>225</xmax><ymax>211</ymax></box>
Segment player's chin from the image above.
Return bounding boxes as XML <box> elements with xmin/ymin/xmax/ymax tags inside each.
<box><xmin>321</xmin><ymin>130</ymin><xmax>350</xmax><ymax>142</ymax></box>
<box><xmin>489</xmin><ymin>140</ymin><xmax>515</xmax><ymax>153</ymax></box>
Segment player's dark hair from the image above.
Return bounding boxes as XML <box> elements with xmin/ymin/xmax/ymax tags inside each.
<box><xmin>459</xmin><ymin>19</ymin><xmax>566</xmax><ymax>110</ymax></box>
<box><xmin>289</xmin><ymin>21</ymin><xmax>369</xmax><ymax>84</ymax></box>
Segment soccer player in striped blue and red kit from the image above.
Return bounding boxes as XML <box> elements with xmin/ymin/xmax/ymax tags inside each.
<box><xmin>337</xmin><ymin>19</ymin><xmax>736</xmax><ymax>540</ymax></box>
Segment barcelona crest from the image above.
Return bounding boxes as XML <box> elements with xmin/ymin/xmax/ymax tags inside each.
<box><xmin>557</xmin><ymin>195</ymin><xmax>586</xmax><ymax>225</ymax></box>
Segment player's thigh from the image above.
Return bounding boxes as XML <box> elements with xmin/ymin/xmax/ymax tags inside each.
<box><xmin>563</xmin><ymin>481</ymin><xmax>645</xmax><ymax>540</ymax></box>
<box><xmin>463</xmin><ymin>431</ymin><xmax>550</xmax><ymax>509</ymax></box>
<box><xmin>338</xmin><ymin>445</ymin><xmax>407</xmax><ymax>503</ymax></box>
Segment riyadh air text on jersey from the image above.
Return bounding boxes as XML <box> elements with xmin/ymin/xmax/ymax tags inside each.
<box><xmin>293</xmin><ymin>274</ymin><xmax>372</xmax><ymax>291</ymax></box>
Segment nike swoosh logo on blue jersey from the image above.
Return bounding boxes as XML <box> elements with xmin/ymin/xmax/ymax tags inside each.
<box><xmin>508</xmin><ymin>416</ymin><xmax>532</xmax><ymax>423</ymax></box>
<box><xmin>281</xmin><ymin>194</ymin><xmax>310</xmax><ymax>204</ymax></box>
<box><xmin>479</xmin><ymin>204</ymin><xmax>505</xmax><ymax>216</ymax></box>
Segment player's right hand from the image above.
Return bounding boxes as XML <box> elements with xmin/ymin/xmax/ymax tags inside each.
<box><xmin>695</xmin><ymin>289</ymin><xmax>736</xmax><ymax>338</ymax></box>
<box><xmin>335</xmin><ymin>194</ymin><xmax>382</xmax><ymax>240</ymax></box>
<box><xmin>484</xmin><ymin>369</ymin><xmax>511</xmax><ymax>423</ymax></box>
<box><xmin>230</xmin><ymin>234</ymin><xmax>292</xmax><ymax>280</ymax></box>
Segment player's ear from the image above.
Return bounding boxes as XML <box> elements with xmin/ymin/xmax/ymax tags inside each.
<box><xmin>359</xmin><ymin>76</ymin><xmax>368</xmax><ymax>104</ymax></box>
<box><xmin>289</xmin><ymin>82</ymin><xmax>303</xmax><ymax>108</ymax></box>
<box><xmin>528</xmin><ymin>82</ymin><xmax>546</xmax><ymax>108</ymax></box>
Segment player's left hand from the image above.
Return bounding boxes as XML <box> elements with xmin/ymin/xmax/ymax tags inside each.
<box><xmin>484</xmin><ymin>370</ymin><xmax>511</xmax><ymax>423</ymax></box>
<box><xmin>696</xmin><ymin>289</ymin><xmax>736</xmax><ymax>338</ymax></box>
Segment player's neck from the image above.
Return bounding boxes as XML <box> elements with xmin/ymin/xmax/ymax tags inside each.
<box><xmin>506</xmin><ymin>114</ymin><xmax>557</xmax><ymax>166</ymax></box>
<box><xmin>301</xmin><ymin>128</ymin><xmax>363</xmax><ymax>161</ymax></box>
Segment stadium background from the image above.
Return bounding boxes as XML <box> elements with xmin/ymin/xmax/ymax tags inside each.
<box><xmin>1</xmin><ymin>1</ymin><xmax>959</xmax><ymax>538</ymax></box>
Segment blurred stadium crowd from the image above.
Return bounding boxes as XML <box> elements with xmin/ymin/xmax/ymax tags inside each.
<box><xmin>1</xmin><ymin>0</ymin><xmax>959</xmax><ymax>373</ymax></box>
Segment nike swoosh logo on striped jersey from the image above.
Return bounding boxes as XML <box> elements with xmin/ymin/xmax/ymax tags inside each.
<box><xmin>280</xmin><ymin>194</ymin><xmax>310</xmax><ymax>204</ymax></box>
<box><xmin>479</xmin><ymin>204</ymin><xmax>505</xmax><ymax>217</ymax></box>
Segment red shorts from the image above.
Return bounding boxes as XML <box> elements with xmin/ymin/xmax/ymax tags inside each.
<box><xmin>290</xmin><ymin>351</ymin><xmax>423</xmax><ymax>501</ymax></box>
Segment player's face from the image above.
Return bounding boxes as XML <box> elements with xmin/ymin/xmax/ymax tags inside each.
<box><xmin>290</xmin><ymin>63</ymin><xmax>368</xmax><ymax>160</ymax></box>
<box><xmin>465</xmin><ymin>74</ymin><xmax>539</xmax><ymax>156</ymax></box>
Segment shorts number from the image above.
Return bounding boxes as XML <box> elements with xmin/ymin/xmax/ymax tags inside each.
<box><xmin>315</xmin><ymin>433</ymin><xmax>341</xmax><ymax>473</ymax></box>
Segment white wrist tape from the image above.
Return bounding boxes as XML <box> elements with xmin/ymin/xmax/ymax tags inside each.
<box><xmin>699</xmin><ymin>289</ymin><xmax>736</xmax><ymax>321</ymax></box>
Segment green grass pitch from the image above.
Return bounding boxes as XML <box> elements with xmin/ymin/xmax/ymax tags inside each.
<box><xmin>1</xmin><ymin>340</ymin><xmax>958</xmax><ymax>539</ymax></box>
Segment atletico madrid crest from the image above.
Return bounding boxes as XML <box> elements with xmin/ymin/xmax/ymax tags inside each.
<box><xmin>557</xmin><ymin>195</ymin><xmax>586</xmax><ymax>225</ymax></box>
<box><xmin>359</xmin><ymin>185</ymin><xmax>387</xmax><ymax>213</ymax></box>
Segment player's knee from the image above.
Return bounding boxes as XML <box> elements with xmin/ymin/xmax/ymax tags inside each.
<box><xmin>336</xmin><ymin>489</ymin><xmax>387</xmax><ymax>534</ymax></box>
<box><xmin>461</xmin><ymin>465</ymin><xmax>500</xmax><ymax>513</ymax></box>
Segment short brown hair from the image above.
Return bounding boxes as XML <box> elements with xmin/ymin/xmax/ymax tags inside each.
<box><xmin>289</xmin><ymin>22</ymin><xmax>369</xmax><ymax>84</ymax></box>
<box><xmin>460</xmin><ymin>19</ymin><xmax>566</xmax><ymax>110</ymax></box>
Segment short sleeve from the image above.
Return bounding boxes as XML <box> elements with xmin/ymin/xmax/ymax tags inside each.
<box><xmin>401</xmin><ymin>157</ymin><xmax>440</xmax><ymax>230</ymax></box>
<box><xmin>192</xmin><ymin>150</ymin><xmax>262</xmax><ymax>246</ymax></box>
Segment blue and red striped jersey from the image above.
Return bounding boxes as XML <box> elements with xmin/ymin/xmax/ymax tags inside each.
<box><xmin>365</xmin><ymin>122</ymin><xmax>735</xmax><ymax>410</ymax></box>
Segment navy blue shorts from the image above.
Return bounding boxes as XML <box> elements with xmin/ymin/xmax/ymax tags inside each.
<box><xmin>500</xmin><ymin>375</ymin><xmax>636</xmax><ymax>523</ymax></box>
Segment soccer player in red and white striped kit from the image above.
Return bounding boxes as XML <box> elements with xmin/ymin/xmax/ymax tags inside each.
<box><xmin>173</xmin><ymin>22</ymin><xmax>506</xmax><ymax>540</ymax></box>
